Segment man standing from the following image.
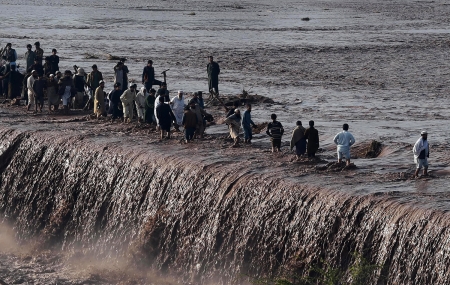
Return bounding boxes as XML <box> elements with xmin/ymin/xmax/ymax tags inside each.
<box><xmin>3</xmin><ymin>63</ymin><xmax>23</xmax><ymax>100</ymax></box>
<box><xmin>190</xmin><ymin>98</ymin><xmax>209</xmax><ymax>139</ymax></box>
<box><xmin>142</xmin><ymin>60</ymin><xmax>163</xmax><ymax>92</ymax></box>
<box><xmin>109</xmin><ymin>83</ymin><xmax>123</xmax><ymax>121</ymax></box>
<box><xmin>290</xmin><ymin>121</ymin><xmax>307</xmax><ymax>159</ymax></box>
<box><xmin>156</xmin><ymin>96</ymin><xmax>175</xmax><ymax>139</ymax></box>
<box><xmin>242</xmin><ymin>104</ymin><xmax>257</xmax><ymax>144</ymax></box>
<box><xmin>34</xmin><ymin>42</ymin><xmax>44</xmax><ymax>64</ymax></box>
<box><xmin>72</xmin><ymin>68</ymin><xmax>86</xmax><ymax>109</ymax></box>
<box><xmin>333</xmin><ymin>123</ymin><xmax>356</xmax><ymax>165</ymax></box>
<box><xmin>25</xmin><ymin>44</ymin><xmax>35</xmax><ymax>71</ymax></box>
<box><xmin>266</xmin><ymin>114</ymin><xmax>284</xmax><ymax>153</ymax></box>
<box><xmin>224</xmin><ymin>109</ymin><xmax>241</xmax><ymax>147</ymax></box>
<box><xmin>86</xmin><ymin>64</ymin><xmax>103</xmax><ymax>109</ymax></box>
<box><xmin>2</xmin><ymin>43</ymin><xmax>17</xmax><ymax>64</ymax></box>
<box><xmin>120</xmin><ymin>83</ymin><xmax>137</xmax><ymax>123</ymax></box>
<box><xmin>28</xmin><ymin>58</ymin><xmax>44</xmax><ymax>77</ymax></box>
<box><xmin>26</xmin><ymin>70</ymin><xmax>38</xmax><ymax>112</ymax></box>
<box><xmin>33</xmin><ymin>74</ymin><xmax>47</xmax><ymax>112</ymax></box>
<box><xmin>94</xmin><ymin>80</ymin><xmax>106</xmax><ymax>118</ymax></box>
<box><xmin>114</xmin><ymin>61</ymin><xmax>128</xmax><ymax>92</ymax></box>
<box><xmin>304</xmin><ymin>120</ymin><xmax>319</xmax><ymax>158</ymax></box>
<box><xmin>413</xmin><ymin>131</ymin><xmax>429</xmax><ymax>178</ymax></box>
<box><xmin>58</xmin><ymin>70</ymin><xmax>75</xmax><ymax>114</ymax></box>
<box><xmin>157</xmin><ymin>82</ymin><xmax>170</xmax><ymax>102</ymax></box>
<box><xmin>49</xmin><ymin>49</ymin><xmax>59</xmax><ymax>75</ymax></box>
<box><xmin>182</xmin><ymin>105</ymin><xmax>198</xmax><ymax>143</ymax></box>
<box><xmin>145</xmin><ymin>88</ymin><xmax>156</xmax><ymax>124</ymax></box>
<box><xmin>207</xmin><ymin>56</ymin><xmax>220</xmax><ymax>94</ymax></box>
<box><xmin>135</xmin><ymin>87</ymin><xmax>148</xmax><ymax>122</ymax></box>
<box><xmin>170</xmin><ymin>90</ymin><xmax>185</xmax><ymax>131</ymax></box>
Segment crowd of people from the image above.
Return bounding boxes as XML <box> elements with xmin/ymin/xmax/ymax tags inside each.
<box><xmin>0</xmin><ymin>42</ymin><xmax>430</xmax><ymax>178</ymax></box>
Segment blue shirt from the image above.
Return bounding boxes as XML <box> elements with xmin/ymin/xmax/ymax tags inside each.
<box><xmin>242</xmin><ymin>110</ymin><xmax>254</xmax><ymax>128</ymax></box>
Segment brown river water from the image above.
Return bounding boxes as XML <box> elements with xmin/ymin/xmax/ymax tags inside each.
<box><xmin>1</xmin><ymin>0</ymin><xmax>450</xmax><ymax>284</ymax></box>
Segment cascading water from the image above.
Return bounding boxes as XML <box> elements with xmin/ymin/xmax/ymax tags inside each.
<box><xmin>1</xmin><ymin>126</ymin><xmax>450</xmax><ymax>284</ymax></box>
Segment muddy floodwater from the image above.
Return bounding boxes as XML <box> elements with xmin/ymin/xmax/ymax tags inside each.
<box><xmin>1</xmin><ymin>0</ymin><xmax>450</xmax><ymax>284</ymax></box>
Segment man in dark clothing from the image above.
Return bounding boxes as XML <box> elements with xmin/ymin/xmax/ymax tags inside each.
<box><xmin>114</xmin><ymin>61</ymin><xmax>129</xmax><ymax>92</ymax></box>
<box><xmin>32</xmin><ymin>74</ymin><xmax>46</xmax><ymax>112</ymax></box>
<box><xmin>0</xmin><ymin>61</ymin><xmax>6</xmax><ymax>97</ymax></box>
<box><xmin>226</xmin><ymin>101</ymin><xmax>240</xmax><ymax>118</ymax></box>
<box><xmin>266</xmin><ymin>114</ymin><xmax>284</xmax><ymax>153</ymax></box>
<box><xmin>28</xmin><ymin>58</ymin><xmax>44</xmax><ymax>77</ymax></box>
<box><xmin>182</xmin><ymin>105</ymin><xmax>198</xmax><ymax>143</ymax></box>
<box><xmin>157</xmin><ymin>82</ymin><xmax>170</xmax><ymax>102</ymax></box>
<box><xmin>109</xmin><ymin>82</ymin><xmax>123</xmax><ymax>121</ymax></box>
<box><xmin>49</xmin><ymin>49</ymin><xmax>59</xmax><ymax>75</ymax></box>
<box><xmin>156</xmin><ymin>96</ymin><xmax>175</xmax><ymax>139</ymax></box>
<box><xmin>145</xmin><ymin>88</ymin><xmax>156</xmax><ymax>124</ymax></box>
<box><xmin>3</xmin><ymin>63</ymin><xmax>24</xmax><ymax>100</ymax></box>
<box><xmin>207</xmin><ymin>56</ymin><xmax>220</xmax><ymax>95</ymax></box>
<box><xmin>25</xmin><ymin>44</ymin><xmax>35</xmax><ymax>71</ymax></box>
<box><xmin>86</xmin><ymin>64</ymin><xmax>103</xmax><ymax>110</ymax></box>
<box><xmin>3</xmin><ymin>43</ymin><xmax>17</xmax><ymax>63</ymax></box>
<box><xmin>304</xmin><ymin>120</ymin><xmax>320</xmax><ymax>158</ymax></box>
<box><xmin>34</xmin><ymin>42</ymin><xmax>44</xmax><ymax>64</ymax></box>
<box><xmin>142</xmin><ymin>60</ymin><xmax>163</xmax><ymax>92</ymax></box>
<box><xmin>73</xmin><ymin>68</ymin><xmax>86</xmax><ymax>109</ymax></box>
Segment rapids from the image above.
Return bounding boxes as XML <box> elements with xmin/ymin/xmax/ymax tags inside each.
<box><xmin>1</xmin><ymin>126</ymin><xmax>449</xmax><ymax>284</ymax></box>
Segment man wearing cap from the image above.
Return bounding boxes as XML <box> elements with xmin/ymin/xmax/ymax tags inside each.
<box><xmin>86</xmin><ymin>64</ymin><xmax>103</xmax><ymax>109</ymax></box>
<box><xmin>170</xmin><ymin>90</ymin><xmax>185</xmax><ymax>131</ymax></box>
<box><xmin>120</xmin><ymin>83</ymin><xmax>137</xmax><ymax>123</ymax></box>
<box><xmin>26</xmin><ymin>70</ymin><xmax>38</xmax><ymax>112</ymax></box>
<box><xmin>2</xmin><ymin>43</ymin><xmax>17</xmax><ymax>64</ymax></box>
<box><xmin>413</xmin><ymin>131</ymin><xmax>430</xmax><ymax>178</ymax></box>
<box><xmin>49</xmin><ymin>49</ymin><xmax>60</xmax><ymax>75</ymax></box>
<box><xmin>333</xmin><ymin>123</ymin><xmax>356</xmax><ymax>165</ymax></box>
<box><xmin>207</xmin><ymin>56</ymin><xmax>220</xmax><ymax>95</ymax></box>
<box><xmin>73</xmin><ymin>67</ymin><xmax>86</xmax><ymax>109</ymax></box>
<box><xmin>94</xmin><ymin>80</ymin><xmax>106</xmax><ymax>118</ymax></box>
<box><xmin>114</xmin><ymin>61</ymin><xmax>128</xmax><ymax>92</ymax></box>
<box><xmin>25</xmin><ymin>44</ymin><xmax>35</xmax><ymax>71</ymax></box>
<box><xmin>34</xmin><ymin>42</ymin><xmax>44</xmax><ymax>64</ymax></box>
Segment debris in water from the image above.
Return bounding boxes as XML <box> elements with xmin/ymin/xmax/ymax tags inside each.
<box><xmin>301</xmin><ymin>17</ymin><xmax>310</xmax><ymax>21</ymax></box>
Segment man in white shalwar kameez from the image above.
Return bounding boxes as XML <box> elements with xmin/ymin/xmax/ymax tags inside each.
<box><xmin>170</xmin><ymin>90</ymin><xmax>185</xmax><ymax>131</ymax></box>
<box><xmin>413</xmin><ymin>131</ymin><xmax>429</xmax><ymax>178</ymax></box>
<box><xmin>120</xmin><ymin>83</ymin><xmax>137</xmax><ymax>123</ymax></box>
<box><xmin>135</xmin><ymin>87</ymin><xmax>148</xmax><ymax>122</ymax></box>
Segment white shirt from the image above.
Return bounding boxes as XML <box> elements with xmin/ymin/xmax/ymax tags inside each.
<box><xmin>333</xmin><ymin>130</ymin><xmax>355</xmax><ymax>148</ymax></box>
<box><xmin>413</xmin><ymin>137</ymin><xmax>429</xmax><ymax>159</ymax></box>
<box><xmin>27</xmin><ymin>76</ymin><xmax>35</xmax><ymax>96</ymax></box>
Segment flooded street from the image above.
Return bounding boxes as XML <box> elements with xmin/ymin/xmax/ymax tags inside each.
<box><xmin>1</xmin><ymin>0</ymin><xmax>450</xmax><ymax>284</ymax></box>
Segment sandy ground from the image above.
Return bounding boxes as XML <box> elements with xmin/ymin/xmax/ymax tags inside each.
<box><xmin>1</xmin><ymin>0</ymin><xmax>450</xmax><ymax>283</ymax></box>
